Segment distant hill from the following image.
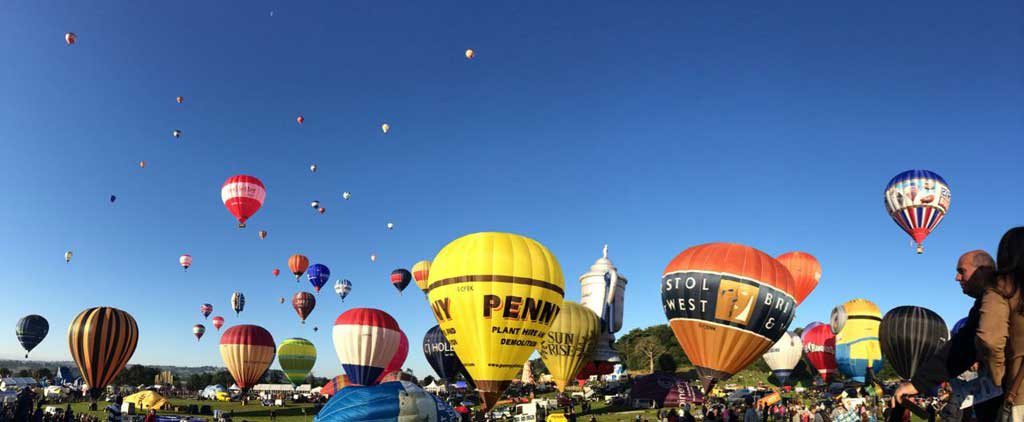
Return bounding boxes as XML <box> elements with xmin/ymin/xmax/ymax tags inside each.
<box><xmin>0</xmin><ymin>360</ymin><xmax>223</xmax><ymax>378</ymax></box>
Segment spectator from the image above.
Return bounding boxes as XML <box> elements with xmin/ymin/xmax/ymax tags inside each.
<box><xmin>978</xmin><ymin>227</ymin><xmax>1024</xmax><ymax>419</ymax></box>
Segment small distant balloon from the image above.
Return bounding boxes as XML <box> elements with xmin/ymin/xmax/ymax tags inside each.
<box><xmin>139</xmin><ymin>161</ymin><xmax>146</xmax><ymax>168</ymax></box>
<box><xmin>313</xmin><ymin>326</ymin><xmax>319</xmax><ymax>332</ymax></box>
<box><xmin>65</xmin><ymin>251</ymin><xmax>72</xmax><ymax>263</ymax></box>
<box><xmin>212</xmin><ymin>316</ymin><xmax>224</xmax><ymax>331</ymax></box>
<box><xmin>280</xmin><ymin>297</ymin><xmax>285</xmax><ymax>304</ymax></box>
<box><xmin>193</xmin><ymin>324</ymin><xmax>206</xmax><ymax>342</ymax></box>
<box><xmin>65</xmin><ymin>32</ymin><xmax>76</xmax><ymax>46</ymax></box>
<box><xmin>318</xmin><ymin>207</ymin><xmax>326</xmax><ymax>214</ymax></box>
<box><xmin>273</xmin><ymin>268</ymin><xmax>281</xmax><ymax>277</ymax></box>
<box><xmin>297</xmin><ymin>115</ymin><xmax>304</xmax><ymax>125</ymax></box>
<box><xmin>258</xmin><ymin>230</ymin><xmax>268</xmax><ymax>240</ymax></box>
<box><xmin>180</xmin><ymin>254</ymin><xmax>192</xmax><ymax>271</ymax></box>
<box><xmin>310</xmin><ymin>164</ymin><xmax>317</xmax><ymax>173</ymax></box>
<box><xmin>386</xmin><ymin>222</ymin><xmax>395</xmax><ymax>230</ymax></box>
<box><xmin>381</xmin><ymin>123</ymin><xmax>390</xmax><ymax>134</ymax></box>
<box><xmin>311</xmin><ymin>200</ymin><xmax>320</xmax><ymax>209</ymax></box>
<box><xmin>200</xmin><ymin>304</ymin><xmax>213</xmax><ymax>319</ymax></box>
<box><xmin>109</xmin><ymin>195</ymin><xmax>116</xmax><ymax>203</ymax></box>
<box><xmin>176</xmin><ymin>96</ymin><xmax>184</xmax><ymax>104</ymax></box>
<box><xmin>172</xmin><ymin>129</ymin><xmax>182</xmax><ymax>139</ymax></box>
<box><xmin>370</xmin><ymin>254</ymin><xmax>377</xmax><ymax>263</ymax></box>
<box><xmin>342</xmin><ymin>192</ymin><xmax>351</xmax><ymax>200</ymax></box>
<box><xmin>465</xmin><ymin>49</ymin><xmax>475</xmax><ymax>59</ymax></box>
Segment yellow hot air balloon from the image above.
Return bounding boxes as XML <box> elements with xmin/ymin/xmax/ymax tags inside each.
<box><xmin>412</xmin><ymin>260</ymin><xmax>431</xmax><ymax>293</ymax></box>
<box><xmin>536</xmin><ymin>301</ymin><xmax>600</xmax><ymax>392</ymax></box>
<box><xmin>465</xmin><ymin>49</ymin><xmax>475</xmax><ymax>59</ymax></box>
<box><xmin>381</xmin><ymin>123</ymin><xmax>390</xmax><ymax>134</ymax></box>
<box><xmin>428</xmin><ymin>232</ymin><xmax>565</xmax><ymax>410</ymax></box>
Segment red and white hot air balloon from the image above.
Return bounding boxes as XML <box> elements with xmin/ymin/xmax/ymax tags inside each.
<box><xmin>221</xmin><ymin>175</ymin><xmax>266</xmax><ymax>228</ymax></box>
<box><xmin>65</xmin><ymin>32</ymin><xmax>77</xmax><ymax>46</ymax></box>
<box><xmin>212</xmin><ymin>316</ymin><xmax>225</xmax><ymax>331</ymax></box>
<box><xmin>297</xmin><ymin>115</ymin><xmax>304</xmax><ymax>125</ymax></box>
<box><xmin>180</xmin><ymin>254</ymin><xmax>192</xmax><ymax>271</ymax></box>
<box><xmin>332</xmin><ymin>308</ymin><xmax>404</xmax><ymax>386</ymax></box>
<box><xmin>375</xmin><ymin>330</ymin><xmax>409</xmax><ymax>384</ymax></box>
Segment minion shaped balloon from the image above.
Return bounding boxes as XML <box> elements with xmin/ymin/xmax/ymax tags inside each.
<box><xmin>830</xmin><ymin>299</ymin><xmax>884</xmax><ymax>382</ymax></box>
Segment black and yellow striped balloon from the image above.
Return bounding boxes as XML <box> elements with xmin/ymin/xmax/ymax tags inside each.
<box><xmin>68</xmin><ymin>307</ymin><xmax>139</xmax><ymax>398</ymax></box>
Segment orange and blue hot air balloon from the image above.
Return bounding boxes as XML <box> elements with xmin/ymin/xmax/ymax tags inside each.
<box><xmin>332</xmin><ymin>308</ymin><xmax>405</xmax><ymax>386</ymax></box>
<box><xmin>308</xmin><ymin>264</ymin><xmax>330</xmax><ymax>293</ymax></box>
<box><xmin>884</xmin><ymin>170</ymin><xmax>950</xmax><ymax>254</ymax></box>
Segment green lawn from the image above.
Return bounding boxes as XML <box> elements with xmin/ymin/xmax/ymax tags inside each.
<box><xmin>66</xmin><ymin>399</ymin><xmax>318</xmax><ymax>422</ymax></box>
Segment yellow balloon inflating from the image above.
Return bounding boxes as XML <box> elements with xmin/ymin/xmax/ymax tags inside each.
<box><xmin>536</xmin><ymin>301</ymin><xmax>600</xmax><ymax>392</ymax></box>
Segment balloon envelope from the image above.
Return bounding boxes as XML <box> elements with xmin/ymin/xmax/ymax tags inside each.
<box><xmin>335</xmin><ymin>279</ymin><xmax>352</xmax><ymax>302</ymax></box>
<box><xmin>220</xmin><ymin>325</ymin><xmax>276</xmax><ymax>391</ymax></box>
<box><xmin>884</xmin><ymin>170</ymin><xmax>951</xmax><ymax>253</ymax></box>
<box><xmin>200</xmin><ymin>304</ymin><xmax>213</xmax><ymax>319</ymax></box>
<box><xmin>661</xmin><ymin>243</ymin><xmax>796</xmax><ymax>389</ymax></box>
<box><xmin>832</xmin><ymin>299</ymin><xmax>884</xmax><ymax>382</ymax></box>
<box><xmin>308</xmin><ymin>264</ymin><xmax>331</xmax><ymax>293</ymax></box>
<box><xmin>212</xmin><ymin>316</ymin><xmax>225</xmax><ymax>331</ymax></box>
<box><xmin>333</xmin><ymin>308</ymin><xmax>405</xmax><ymax>386</ymax></box>
<box><xmin>16</xmin><ymin>315</ymin><xmax>49</xmax><ymax>357</ymax></box>
<box><xmin>391</xmin><ymin>269</ymin><xmax>412</xmax><ymax>294</ymax></box>
<box><xmin>762</xmin><ymin>332</ymin><xmax>802</xmax><ymax>385</ymax></box>
<box><xmin>775</xmin><ymin>251</ymin><xmax>821</xmax><ymax>305</ymax></box>
<box><xmin>315</xmin><ymin>381</ymin><xmax>458</xmax><ymax>422</ymax></box>
<box><xmin>376</xmin><ymin>331</ymin><xmax>409</xmax><ymax>384</ymax></box>
<box><xmin>193</xmin><ymin>324</ymin><xmax>206</xmax><ymax>341</ymax></box>
<box><xmin>801</xmin><ymin>322</ymin><xmax>838</xmax><ymax>382</ymax></box>
<box><xmin>879</xmin><ymin>306</ymin><xmax>948</xmax><ymax>380</ymax></box>
<box><xmin>537</xmin><ymin>302</ymin><xmax>600</xmax><ymax>392</ymax></box>
<box><xmin>68</xmin><ymin>307</ymin><xmax>139</xmax><ymax>398</ymax></box>
<box><xmin>292</xmin><ymin>292</ymin><xmax>316</xmax><ymax>323</ymax></box>
<box><xmin>427</xmin><ymin>232</ymin><xmax>565</xmax><ymax>409</ymax></box>
<box><xmin>422</xmin><ymin>325</ymin><xmax>472</xmax><ymax>385</ymax></box>
<box><xmin>412</xmin><ymin>260</ymin><xmax>431</xmax><ymax>293</ymax></box>
<box><xmin>221</xmin><ymin>175</ymin><xmax>265</xmax><ymax>228</ymax></box>
<box><xmin>231</xmin><ymin>292</ymin><xmax>246</xmax><ymax>316</ymax></box>
<box><xmin>278</xmin><ymin>338</ymin><xmax>317</xmax><ymax>385</ymax></box>
<box><xmin>289</xmin><ymin>254</ymin><xmax>310</xmax><ymax>279</ymax></box>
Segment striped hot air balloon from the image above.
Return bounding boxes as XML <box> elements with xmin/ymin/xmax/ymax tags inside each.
<box><xmin>220</xmin><ymin>325</ymin><xmax>276</xmax><ymax>392</ymax></box>
<box><xmin>661</xmin><ymin>243</ymin><xmax>797</xmax><ymax>389</ymax></box>
<box><xmin>212</xmin><ymin>316</ymin><xmax>225</xmax><ymax>331</ymax></box>
<box><xmin>334</xmin><ymin>279</ymin><xmax>352</xmax><ymax>302</ymax></box>
<box><xmin>193</xmin><ymin>324</ymin><xmax>206</xmax><ymax>341</ymax></box>
<box><xmin>231</xmin><ymin>292</ymin><xmax>246</xmax><ymax>316</ymax></box>
<box><xmin>16</xmin><ymin>315</ymin><xmax>49</xmax><ymax>358</ymax></box>
<box><xmin>221</xmin><ymin>175</ymin><xmax>266</xmax><ymax>228</ymax></box>
<box><xmin>412</xmin><ymin>260</ymin><xmax>431</xmax><ymax>294</ymax></box>
<box><xmin>289</xmin><ymin>254</ymin><xmax>310</xmax><ymax>280</ymax></box>
<box><xmin>880</xmin><ymin>306</ymin><xmax>947</xmax><ymax>380</ymax></box>
<box><xmin>320</xmin><ymin>374</ymin><xmax>351</xmax><ymax>397</ymax></box>
<box><xmin>884</xmin><ymin>170</ymin><xmax>951</xmax><ymax>254</ymax></box>
<box><xmin>68</xmin><ymin>307</ymin><xmax>139</xmax><ymax>399</ymax></box>
<box><xmin>332</xmin><ymin>308</ymin><xmax>405</xmax><ymax>386</ymax></box>
<box><xmin>375</xmin><ymin>330</ymin><xmax>409</xmax><ymax>384</ymax></box>
<box><xmin>278</xmin><ymin>338</ymin><xmax>317</xmax><ymax>385</ymax></box>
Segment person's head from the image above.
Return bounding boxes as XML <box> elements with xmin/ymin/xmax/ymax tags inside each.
<box><xmin>957</xmin><ymin>250</ymin><xmax>995</xmax><ymax>297</ymax></box>
<box><xmin>998</xmin><ymin>227</ymin><xmax>1024</xmax><ymax>288</ymax></box>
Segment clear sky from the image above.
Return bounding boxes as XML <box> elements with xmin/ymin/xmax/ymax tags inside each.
<box><xmin>1</xmin><ymin>2</ymin><xmax>1021</xmax><ymax>381</ymax></box>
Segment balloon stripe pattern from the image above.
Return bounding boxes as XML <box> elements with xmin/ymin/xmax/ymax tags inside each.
<box><xmin>193</xmin><ymin>324</ymin><xmax>206</xmax><ymax>341</ymax></box>
<box><xmin>333</xmin><ymin>308</ymin><xmax>404</xmax><ymax>386</ymax></box>
<box><xmin>289</xmin><ymin>254</ymin><xmax>310</xmax><ymax>280</ymax></box>
<box><xmin>334</xmin><ymin>279</ymin><xmax>352</xmax><ymax>302</ymax></box>
<box><xmin>879</xmin><ymin>306</ymin><xmax>949</xmax><ymax>380</ymax></box>
<box><xmin>376</xmin><ymin>330</ymin><xmax>409</xmax><ymax>384</ymax></box>
<box><xmin>16</xmin><ymin>315</ymin><xmax>49</xmax><ymax>357</ymax></box>
<box><xmin>884</xmin><ymin>170</ymin><xmax>950</xmax><ymax>253</ymax></box>
<box><xmin>220</xmin><ymin>325</ymin><xmax>276</xmax><ymax>390</ymax></box>
<box><xmin>68</xmin><ymin>307</ymin><xmax>139</xmax><ymax>398</ymax></box>
<box><xmin>661</xmin><ymin>243</ymin><xmax>796</xmax><ymax>389</ymax></box>
<box><xmin>212</xmin><ymin>316</ymin><xmax>224</xmax><ymax>331</ymax></box>
<box><xmin>427</xmin><ymin>232</ymin><xmax>565</xmax><ymax>410</ymax></box>
<box><xmin>412</xmin><ymin>260</ymin><xmax>431</xmax><ymax>293</ymax></box>
<box><xmin>278</xmin><ymin>338</ymin><xmax>317</xmax><ymax>385</ymax></box>
<box><xmin>221</xmin><ymin>175</ymin><xmax>266</xmax><ymax>227</ymax></box>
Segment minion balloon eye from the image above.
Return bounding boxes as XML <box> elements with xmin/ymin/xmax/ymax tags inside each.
<box><xmin>830</xmin><ymin>304</ymin><xmax>848</xmax><ymax>334</ymax></box>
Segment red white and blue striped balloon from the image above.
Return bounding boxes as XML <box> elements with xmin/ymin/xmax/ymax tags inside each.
<box><xmin>884</xmin><ymin>170</ymin><xmax>950</xmax><ymax>254</ymax></box>
<box><xmin>332</xmin><ymin>308</ymin><xmax>404</xmax><ymax>386</ymax></box>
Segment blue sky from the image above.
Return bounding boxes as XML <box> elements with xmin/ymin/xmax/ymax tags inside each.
<box><xmin>1</xmin><ymin>2</ymin><xmax>1021</xmax><ymax>381</ymax></box>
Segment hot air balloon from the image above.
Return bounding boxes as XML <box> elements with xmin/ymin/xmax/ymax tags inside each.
<box><xmin>412</xmin><ymin>260</ymin><xmax>431</xmax><ymax>294</ymax></box>
<box><xmin>335</xmin><ymin>279</ymin><xmax>352</xmax><ymax>302</ymax></box>
<box><xmin>289</xmin><ymin>254</ymin><xmax>310</xmax><ymax>280</ymax></box>
<box><xmin>65</xmin><ymin>32</ymin><xmax>76</xmax><ymax>45</ymax></box>
<box><xmin>879</xmin><ymin>306</ymin><xmax>948</xmax><ymax>380</ymax></box>
<box><xmin>661</xmin><ymin>243</ymin><xmax>797</xmax><ymax>389</ymax></box>
<box><xmin>370</xmin><ymin>254</ymin><xmax>376</xmax><ymax>263</ymax></box>
<box><xmin>315</xmin><ymin>381</ymin><xmax>459</xmax><ymax>422</ymax></box>
<box><xmin>220</xmin><ymin>325</ymin><xmax>276</xmax><ymax>393</ymax></box>
<box><xmin>762</xmin><ymin>332</ymin><xmax>802</xmax><ymax>385</ymax></box>
<box><xmin>428</xmin><ymin>232</ymin><xmax>565</xmax><ymax>409</ymax></box>
<box><xmin>231</xmin><ymin>292</ymin><xmax>246</xmax><ymax>316</ymax></box>
<box><xmin>212</xmin><ymin>316</ymin><xmax>224</xmax><ymax>331</ymax></box>
<box><xmin>109</xmin><ymin>195</ymin><xmax>116</xmax><ymax>203</ymax></box>
<box><xmin>297</xmin><ymin>115</ymin><xmax>304</xmax><ymax>125</ymax></box>
<box><xmin>65</xmin><ymin>251</ymin><xmax>72</xmax><ymax>263</ymax></box>
<box><xmin>376</xmin><ymin>331</ymin><xmax>409</xmax><ymax>384</ymax></box>
<box><xmin>831</xmin><ymin>299</ymin><xmax>884</xmax><ymax>382</ymax></box>
<box><xmin>776</xmin><ymin>251</ymin><xmax>821</xmax><ymax>306</ymax></box>
<box><xmin>422</xmin><ymin>325</ymin><xmax>471</xmax><ymax>384</ymax></box>
<box><xmin>193</xmin><ymin>324</ymin><xmax>206</xmax><ymax>341</ymax></box>
<box><xmin>176</xmin><ymin>96</ymin><xmax>184</xmax><ymax>104</ymax></box>
<box><xmin>68</xmin><ymin>307</ymin><xmax>138</xmax><ymax>399</ymax></box>
<box><xmin>537</xmin><ymin>302</ymin><xmax>600</xmax><ymax>392</ymax></box>
<box><xmin>465</xmin><ymin>49</ymin><xmax>475</xmax><ymax>59</ymax></box>
<box><xmin>801</xmin><ymin>322</ymin><xmax>838</xmax><ymax>382</ymax></box>
<box><xmin>180</xmin><ymin>254</ymin><xmax>192</xmax><ymax>270</ymax></box>
<box><xmin>308</xmin><ymin>264</ymin><xmax>331</xmax><ymax>293</ymax></box>
<box><xmin>390</xmin><ymin>269</ymin><xmax>412</xmax><ymax>295</ymax></box>
<box><xmin>386</xmin><ymin>222</ymin><xmax>394</xmax><ymax>230</ymax></box>
<box><xmin>310</xmin><ymin>164</ymin><xmax>317</xmax><ymax>173</ymax></box>
<box><xmin>311</xmin><ymin>200</ymin><xmax>320</xmax><ymax>209</ymax></box>
<box><xmin>884</xmin><ymin>170</ymin><xmax>951</xmax><ymax>254</ymax></box>
<box><xmin>279</xmin><ymin>297</ymin><xmax>285</xmax><ymax>304</ymax></box>
<box><xmin>381</xmin><ymin>123</ymin><xmax>389</xmax><ymax>134</ymax></box>
<box><xmin>258</xmin><ymin>230</ymin><xmax>268</xmax><ymax>240</ymax></box>
<box><xmin>320</xmin><ymin>375</ymin><xmax>351</xmax><ymax>397</ymax></box>
<box><xmin>951</xmin><ymin>317</ymin><xmax>968</xmax><ymax>336</ymax></box>
<box><xmin>342</xmin><ymin>192</ymin><xmax>351</xmax><ymax>200</ymax></box>
<box><xmin>221</xmin><ymin>175</ymin><xmax>266</xmax><ymax>228</ymax></box>
<box><xmin>319</xmin><ymin>207</ymin><xmax>326</xmax><ymax>214</ymax></box>
<box><xmin>16</xmin><ymin>315</ymin><xmax>48</xmax><ymax>358</ymax></box>
<box><xmin>200</xmin><ymin>304</ymin><xmax>213</xmax><ymax>319</ymax></box>
<box><xmin>314</xmin><ymin>326</ymin><xmax>319</xmax><ymax>332</ymax></box>
<box><xmin>172</xmin><ymin>129</ymin><xmax>182</xmax><ymax>139</ymax></box>
<box><xmin>333</xmin><ymin>308</ymin><xmax>405</xmax><ymax>386</ymax></box>
<box><xmin>293</xmin><ymin>292</ymin><xmax>316</xmax><ymax>324</ymax></box>
<box><xmin>278</xmin><ymin>338</ymin><xmax>317</xmax><ymax>385</ymax></box>
<box><xmin>273</xmin><ymin>268</ymin><xmax>281</xmax><ymax>277</ymax></box>
<box><xmin>139</xmin><ymin>161</ymin><xmax>146</xmax><ymax>168</ymax></box>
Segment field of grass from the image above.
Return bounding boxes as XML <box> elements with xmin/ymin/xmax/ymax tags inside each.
<box><xmin>66</xmin><ymin>399</ymin><xmax>318</xmax><ymax>422</ymax></box>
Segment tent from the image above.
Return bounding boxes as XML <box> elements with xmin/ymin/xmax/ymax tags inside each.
<box><xmin>123</xmin><ymin>390</ymin><xmax>169</xmax><ymax>410</ymax></box>
<box><xmin>629</xmin><ymin>373</ymin><xmax>704</xmax><ymax>408</ymax></box>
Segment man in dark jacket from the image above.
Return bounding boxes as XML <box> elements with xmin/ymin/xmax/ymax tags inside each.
<box><xmin>893</xmin><ymin>251</ymin><xmax>999</xmax><ymax>420</ymax></box>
